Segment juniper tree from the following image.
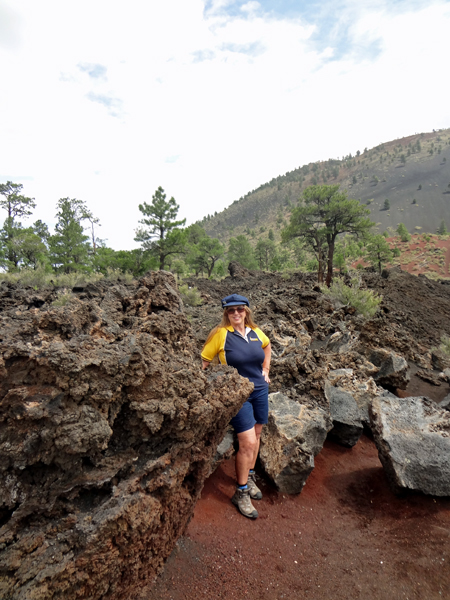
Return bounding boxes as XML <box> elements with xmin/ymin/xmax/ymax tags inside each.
<box><xmin>282</xmin><ymin>185</ymin><xmax>374</xmax><ymax>285</ymax></box>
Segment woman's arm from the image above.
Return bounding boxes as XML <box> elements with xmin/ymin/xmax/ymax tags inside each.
<box><xmin>202</xmin><ymin>360</ymin><xmax>211</xmax><ymax>370</ymax></box>
<box><xmin>262</xmin><ymin>343</ymin><xmax>271</xmax><ymax>384</ymax></box>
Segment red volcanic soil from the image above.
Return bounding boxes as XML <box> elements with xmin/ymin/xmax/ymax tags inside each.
<box><xmin>389</xmin><ymin>235</ymin><xmax>450</xmax><ymax>278</ymax></box>
<box><xmin>353</xmin><ymin>234</ymin><xmax>450</xmax><ymax>278</ymax></box>
<box><xmin>144</xmin><ymin>383</ymin><xmax>450</xmax><ymax>600</ymax></box>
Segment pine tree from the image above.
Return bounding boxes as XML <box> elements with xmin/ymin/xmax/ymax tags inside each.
<box><xmin>135</xmin><ymin>187</ymin><xmax>186</xmax><ymax>270</ymax></box>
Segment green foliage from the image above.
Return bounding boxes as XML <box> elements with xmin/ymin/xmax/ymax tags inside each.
<box><xmin>51</xmin><ymin>291</ymin><xmax>74</xmax><ymax>307</ymax></box>
<box><xmin>178</xmin><ymin>284</ymin><xmax>202</xmax><ymax>307</ymax></box>
<box><xmin>365</xmin><ymin>234</ymin><xmax>393</xmax><ymax>273</ymax></box>
<box><xmin>186</xmin><ymin>236</ymin><xmax>224</xmax><ymax>277</ymax></box>
<box><xmin>392</xmin><ymin>247</ymin><xmax>401</xmax><ymax>257</ymax></box>
<box><xmin>255</xmin><ymin>238</ymin><xmax>276</xmax><ymax>271</ymax></box>
<box><xmin>0</xmin><ymin>263</ymin><xmax>50</xmax><ymax>288</ymax></box>
<box><xmin>228</xmin><ymin>235</ymin><xmax>257</xmax><ymax>269</ymax></box>
<box><xmin>93</xmin><ymin>247</ymin><xmax>156</xmax><ymax>277</ymax></box>
<box><xmin>282</xmin><ymin>185</ymin><xmax>373</xmax><ymax>285</ymax></box>
<box><xmin>321</xmin><ymin>277</ymin><xmax>382</xmax><ymax>318</ymax></box>
<box><xmin>170</xmin><ymin>259</ymin><xmax>187</xmax><ymax>277</ymax></box>
<box><xmin>306</xmin><ymin>257</ymin><xmax>318</xmax><ymax>271</ymax></box>
<box><xmin>0</xmin><ymin>181</ymin><xmax>38</xmax><ymax>270</ymax></box>
<box><xmin>437</xmin><ymin>220</ymin><xmax>448</xmax><ymax>235</ymax></box>
<box><xmin>49</xmin><ymin>198</ymin><xmax>91</xmax><ymax>273</ymax></box>
<box><xmin>104</xmin><ymin>268</ymin><xmax>134</xmax><ymax>283</ymax></box>
<box><xmin>383</xmin><ymin>199</ymin><xmax>390</xmax><ymax>210</ymax></box>
<box><xmin>439</xmin><ymin>334</ymin><xmax>450</xmax><ymax>357</ymax></box>
<box><xmin>333</xmin><ymin>252</ymin><xmax>347</xmax><ymax>273</ymax></box>
<box><xmin>396</xmin><ymin>223</ymin><xmax>411</xmax><ymax>242</ymax></box>
<box><xmin>135</xmin><ymin>186</ymin><xmax>186</xmax><ymax>270</ymax></box>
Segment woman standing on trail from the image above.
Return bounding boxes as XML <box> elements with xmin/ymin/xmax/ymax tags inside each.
<box><xmin>201</xmin><ymin>294</ymin><xmax>271</xmax><ymax>520</ymax></box>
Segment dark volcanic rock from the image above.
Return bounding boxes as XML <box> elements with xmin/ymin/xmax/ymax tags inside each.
<box><xmin>370</xmin><ymin>395</ymin><xmax>450</xmax><ymax>496</ymax></box>
<box><xmin>0</xmin><ymin>271</ymin><xmax>253</xmax><ymax>600</ymax></box>
<box><xmin>440</xmin><ymin>394</ymin><xmax>450</xmax><ymax>411</ymax></box>
<box><xmin>260</xmin><ymin>392</ymin><xmax>333</xmax><ymax>494</ymax></box>
<box><xmin>324</xmin><ymin>382</ymin><xmax>363</xmax><ymax>447</ymax></box>
<box><xmin>368</xmin><ymin>348</ymin><xmax>410</xmax><ymax>390</ymax></box>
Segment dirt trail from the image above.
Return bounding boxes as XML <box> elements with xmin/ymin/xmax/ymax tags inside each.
<box><xmin>144</xmin><ymin>433</ymin><xmax>450</xmax><ymax>600</ymax></box>
<box><xmin>140</xmin><ymin>267</ymin><xmax>450</xmax><ymax>600</ymax></box>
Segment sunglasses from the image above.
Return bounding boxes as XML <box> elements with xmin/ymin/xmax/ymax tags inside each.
<box><xmin>226</xmin><ymin>306</ymin><xmax>245</xmax><ymax>314</ymax></box>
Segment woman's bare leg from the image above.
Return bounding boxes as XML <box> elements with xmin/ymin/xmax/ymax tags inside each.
<box><xmin>235</xmin><ymin>427</ymin><xmax>257</xmax><ymax>485</ymax></box>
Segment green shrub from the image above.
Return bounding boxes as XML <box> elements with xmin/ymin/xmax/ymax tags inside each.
<box><xmin>51</xmin><ymin>291</ymin><xmax>73</xmax><ymax>307</ymax></box>
<box><xmin>179</xmin><ymin>284</ymin><xmax>202</xmax><ymax>307</ymax></box>
<box><xmin>105</xmin><ymin>268</ymin><xmax>134</xmax><ymax>283</ymax></box>
<box><xmin>321</xmin><ymin>277</ymin><xmax>382</xmax><ymax>318</ymax></box>
<box><xmin>0</xmin><ymin>264</ymin><xmax>52</xmax><ymax>288</ymax></box>
<box><xmin>439</xmin><ymin>334</ymin><xmax>450</xmax><ymax>356</ymax></box>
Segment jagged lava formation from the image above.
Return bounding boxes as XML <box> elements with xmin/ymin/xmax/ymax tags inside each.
<box><xmin>0</xmin><ymin>271</ymin><xmax>252</xmax><ymax>599</ymax></box>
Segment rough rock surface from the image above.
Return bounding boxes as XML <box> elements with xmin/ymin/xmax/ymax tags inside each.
<box><xmin>439</xmin><ymin>394</ymin><xmax>450</xmax><ymax>411</ymax></box>
<box><xmin>324</xmin><ymin>381</ymin><xmax>363</xmax><ymax>447</ymax></box>
<box><xmin>325</xmin><ymin>366</ymin><xmax>380</xmax><ymax>427</ymax></box>
<box><xmin>368</xmin><ymin>349</ymin><xmax>410</xmax><ymax>390</ymax></box>
<box><xmin>0</xmin><ymin>272</ymin><xmax>253</xmax><ymax>600</ymax></box>
<box><xmin>370</xmin><ymin>395</ymin><xmax>450</xmax><ymax>496</ymax></box>
<box><xmin>259</xmin><ymin>392</ymin><xmax>333</xmax><ymax>494</ymax></box>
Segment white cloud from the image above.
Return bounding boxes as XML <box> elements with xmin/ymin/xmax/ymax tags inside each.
<box><xmin>0</xmin><ymin>0</ymin><xmax>449</xmax><ymax>250</ymax></box>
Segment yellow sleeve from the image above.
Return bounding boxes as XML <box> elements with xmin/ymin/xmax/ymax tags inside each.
<box><xmin>253</xmin><ymin>327</ymin><xmax>270</xmax><ymax>348</ymax></box>
<box><xmin>201</xmin><ymin>328</ymin><xmax>222</xmax><ymax>362</ymax></box>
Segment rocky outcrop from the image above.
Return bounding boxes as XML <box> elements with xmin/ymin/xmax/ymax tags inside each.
<box><xmin>259</xmin><ymin>392</ymin><xmax>333</xmax><ymax>494</ymax></box>
<box><xmin>370</xmin><ymin>395</ymin><xmax>450</xmax><ymax>496</ymax></box>
<box><xmin>0</xmin><ymin>272</ymin><xmax>253</xmax><ymax>600</ymax></box>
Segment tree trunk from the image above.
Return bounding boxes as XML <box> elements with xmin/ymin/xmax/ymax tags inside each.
<box><xmin>325</xmin><ymin>238</ymin><xmax>335</xmax><ymax>287</ymax></box>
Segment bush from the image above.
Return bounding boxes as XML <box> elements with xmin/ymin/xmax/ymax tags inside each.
<box><xmin>179</xmin><ymin>284</ymin><xmax>202</xmax><ymax>307</ymax></box>
<box><xmin>0</xmin><ymin>267</ymin><xmax>135</xmax><ymax>289</ymax></box>
<box><xmin>0</xmin><ymin>264</ymin><xmax>52</xmax><ymax>288</ymax></box>
<box><xmin>321</xmin><ymin>277</ymin><xmax>382</xmax><ymax>318</ymax></box>
<box><xmin>440</xmin><ymin>335</ymin><xmax>450</xmax><ymax>356</ymax></box>
<box><xmin>105</xmin><ymin>268</ymin><xmax>134</xmax><ymax>283</ymax></box>
<box><xmin>51</xmin><ymin>290</ymin><xmax>74</xmax><ymax>307</ymax></box>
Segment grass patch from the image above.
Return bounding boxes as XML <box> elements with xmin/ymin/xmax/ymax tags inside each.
<box><xmin>0</xmin><ymin>266</ymin><xmax>135</xmax><ymax>289</ymax></box>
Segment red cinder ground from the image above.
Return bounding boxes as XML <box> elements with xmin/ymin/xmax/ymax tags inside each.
<box><xmin>144</xmin><ymin>431</ymin><xmax>450</xmax><ymax>600</ymax></box>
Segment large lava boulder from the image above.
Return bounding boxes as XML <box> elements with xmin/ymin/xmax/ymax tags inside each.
<box><xmin>259</xmin><ymin>392</ymin><xmax>332</xmax><ymax>494</ymax></box>
<box><xmin>0</xmin><ymin>272</ymin><xmax>253</xmax><ymax>600</ymax></box>
<box><xmin>370</xmin><ymin>395</ymin><xmax>450</xmax><ymax>496</ymax></box>
<box><xmin>324</xmin><ymin>381</ymin><xmax>363</xmax><ymax>447</ymax></box>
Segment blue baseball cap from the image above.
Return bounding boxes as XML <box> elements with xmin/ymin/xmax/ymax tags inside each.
<box><xmin>221</xmin><ymin>294</ymin><xmax>249</xmax><ymax>309</ymax></box>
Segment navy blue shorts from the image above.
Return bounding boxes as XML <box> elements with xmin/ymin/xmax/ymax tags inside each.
<box><xmin>230</xmin><ymin>386</ymin><xmax>269</xmax><ymax>434</ymax></box>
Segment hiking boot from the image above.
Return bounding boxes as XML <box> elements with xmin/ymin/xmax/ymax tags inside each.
<box><xmin>247</xmin><ymin>471</ymin><xmax>262</xmax><ymax>500</ymax></box>
<box><xmin>231</xmin><ymin>486</ymin><xmax>258</xmax><ymax>519</ymax></box>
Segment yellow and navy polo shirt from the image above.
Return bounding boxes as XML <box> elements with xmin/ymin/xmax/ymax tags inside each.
<box><xmin>201</xmin><ymin>326</ymin><xmax>270</xmax><ymax>392</ymax></box>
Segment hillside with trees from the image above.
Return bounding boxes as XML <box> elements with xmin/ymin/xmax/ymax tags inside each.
<box><xmin>201</xmin><ymin>129</ymin><xmax>450</xmax><ymax>246</ymax></box>
<box><xmin>1</xmin><ymin>129</ymin><xmax>449</xmax><ymax>285</ymax></box>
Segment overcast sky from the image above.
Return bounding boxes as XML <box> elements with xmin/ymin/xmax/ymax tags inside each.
<box><xmin>1</xmin><ymin>0</ymin><xmax>449</xmax><ymax>250</ymax></box>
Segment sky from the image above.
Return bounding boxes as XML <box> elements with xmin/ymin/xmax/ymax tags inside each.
<box><xmin>1</xmin><ymin>0</ymin><xmax>449</xmax><ymax>251</ymax></box>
